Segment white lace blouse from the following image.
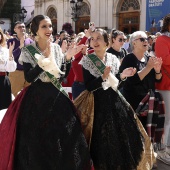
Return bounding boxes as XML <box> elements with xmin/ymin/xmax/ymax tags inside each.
<box><xmin>0</xmin><ymin>46</ymin><xmax>17</xmax><ymax>72</ymax></box>
<box><xmin>80</xmin><ymin>52</ymin><xmax>120</xmax><ymax>90</ymax></box>
<box><xmin>19</xmin><ymin>42</ymin><xmax>65</xmax><ymax>82</ymax></box>
<box><xmin>81</xmin><ymin>52</ymin><xmax>120</xmax><ymax>78</ymax></box>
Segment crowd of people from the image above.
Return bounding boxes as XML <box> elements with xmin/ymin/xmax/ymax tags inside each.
<box><xmin>0</xmin><ymin>13</ymin><xmax>170</xmax><ymax>169</ymax></box>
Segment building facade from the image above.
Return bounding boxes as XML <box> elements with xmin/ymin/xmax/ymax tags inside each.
<box><xmin>35</xmin><ymin>0</ymin><xmax>146</xmax><ymax>34</ymax></box>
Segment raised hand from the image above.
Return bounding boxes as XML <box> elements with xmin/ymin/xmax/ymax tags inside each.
<box><xmin>66</xmin><ymin>44</ymin><xmax>84</xmax><ymax>60</ymax></box>
<box><xmin>9</xmin><ymin>41</ymin><xmax>15</xmax><ymax>59</ymax></box>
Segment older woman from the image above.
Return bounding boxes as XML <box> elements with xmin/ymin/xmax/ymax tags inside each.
<box><xmin>119</xmin><ymin>31</ymin><xmax>163</xmax><ymax>142</ymax></box>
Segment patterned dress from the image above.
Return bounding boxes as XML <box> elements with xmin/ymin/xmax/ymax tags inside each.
<box><xmin>11</xmin><ymin>43</ymin><xmax>91</xmax><ymax>170</ymax></box>
<box><xmin>81</xmin><ymin>52</ymin><xmax>143</xmax><ymax>170</ymax></box>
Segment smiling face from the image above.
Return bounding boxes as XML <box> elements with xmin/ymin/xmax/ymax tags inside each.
<box><xmin>14</xmin><ymin>23</ymin><xmax>26</xmax><ymax>36</ymax></box>
<box><xmin>90</xmin><ymin>30</ymin><xmax>108</xmax><ymax>53</ymax></box>
<box><xmin>36</xmin><ymin>18</ymin><xmax>53</xmax><ymax>41</ymax></box>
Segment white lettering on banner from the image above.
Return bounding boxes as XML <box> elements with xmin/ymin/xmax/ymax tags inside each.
<box><xmin>149</xmin><ymin>0</ymin><xmax>164</xmax><ymax>7</ymax></box>
<box><xmin>149</xmin><ymin>0</ymin><xmax>164</xmax><ymax>3</ymax></box>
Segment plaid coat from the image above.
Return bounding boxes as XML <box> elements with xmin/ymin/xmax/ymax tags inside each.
<box><xmin>136</xmin><ymin>89</ymin><xmax>165</xmax><ymax>143</ymax></box>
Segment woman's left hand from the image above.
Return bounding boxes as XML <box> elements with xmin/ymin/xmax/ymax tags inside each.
<box><xmin>153</xmin><ymin>57</ymin><xmax>162</xmax><ymax>73</ymax></box>
<box><xmin>66</xmin><ymin>44</ymin><xmax>84</xmax><ymax>60</ymax></box>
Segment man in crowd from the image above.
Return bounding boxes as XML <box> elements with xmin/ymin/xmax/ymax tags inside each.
<box><xmin>7</xmin><ymin>21</ymin><xmax>33</xmax><ymax>97</ymax></box>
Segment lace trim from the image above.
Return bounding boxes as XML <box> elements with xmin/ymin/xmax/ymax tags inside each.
<box><xmin>162</xmin><ymin>32</ymin><xmax>170</xmax><ymax>37</ymax></box>
<box><xmin>19</xmin><ymin>43</ymin><xmax>64</xmax><ymax>82</ymax></box>
<box><xmin>81</xmin><ymin>52</ymin><xmax>120</xmax><ymax>78</ymax></box>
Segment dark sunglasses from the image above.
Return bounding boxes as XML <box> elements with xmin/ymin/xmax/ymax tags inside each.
<box><xmin>135</xmin><ymin>37</ymin><xmax>148</xmax><ymax>42</ymax></box>
<box><xmin>118</xmin><ymin>38</ymin><xmax>126</xmax><ymax>42</ymax></box>
<box><xmin>16</xmin><ymin>25</ymin><xmax>25</xmax><ymax>29</ymax></box>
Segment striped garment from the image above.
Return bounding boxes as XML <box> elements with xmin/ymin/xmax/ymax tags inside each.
<box><xmin>136</xmin><ymin>89</ymin><xmax>165</xmax><ymax>144</ymax></box>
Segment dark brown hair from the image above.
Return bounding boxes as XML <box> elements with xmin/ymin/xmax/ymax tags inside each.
<box><xmin>161</xmin><ymin>14</ymin><xmax>170</xmax><ymax>33</ymax></box>
<box><xmin>110</xmin><ymin>29</ymin><xmax>124</xmax><ymax>44</ymax></box>
<box><xmin>93</xmin><ymin>28</ymin><xmax>109</xmax><ymax>46</ymax></box>
<box><xmin>30</xmin><ymin>15</ymin><xmax>50</xmax><ymax>36</ymax></box>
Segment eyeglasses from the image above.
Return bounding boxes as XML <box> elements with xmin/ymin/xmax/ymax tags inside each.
<box><xmin>16</xmin><ymin>25</ymin><xmax>25</xmax><ymax>29</ymax></box>
<box><xmin>134</xmin><ymin>37</ymin><xmax>148</xmax><ymax>42</ymax></box>
<box><xmin>118</xmin><ymin>38</ymin><xmax>126</xmax><ymax>42</ymax></box>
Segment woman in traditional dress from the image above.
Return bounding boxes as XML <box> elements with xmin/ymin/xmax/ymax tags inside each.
<box><xmin>0</xmin><ymin>29</ymin><xmax>16</xmax><ymax>110</ymax></box>
<box><xmin>80</xmin><ymin>28</ymin><xmax>144</xmax><ymax>170</ymax></box>
<box><xmin>0</xmin><ymin>15</ymin><xmax>91</xmax><ymax>170</ymax></box>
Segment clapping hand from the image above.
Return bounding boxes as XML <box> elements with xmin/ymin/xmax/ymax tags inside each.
<box><xmin>102</xmin><ymin>66</ymin><xmax>112</xmax><ymax>81</ymax></box>
<box><xmin>154</xmin><ymin>57</ymin><xmax>162</xmax><ymax>73</ymax></box>
<box><xmin>146</xmin><ymin>56</ymin><xmax>156</xmax><ymax>70</ymax></box>
<box><xmin>9</xmin><ymin>41</ymin><xmax>15</xmax><ymax>59</ymax></box>
<box><xmin>121</xmin><ymin>67</ymin><xmax>136</xmax><ymax>80</ymax></box>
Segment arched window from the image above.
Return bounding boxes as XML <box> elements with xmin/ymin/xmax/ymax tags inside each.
<box><xmin>78</xmin><ymin>2</ymin><xmax>90</xmax><ymax>16</ymax></box>
<box><xmin>121</xmin><ymin>0</ymin><xmax>140</xmax><ymax>12</ymax></box>
<box><xmin>47</xmin><ymin>7</ymin><xmax>57</xmax><ymax>19</ymax></box>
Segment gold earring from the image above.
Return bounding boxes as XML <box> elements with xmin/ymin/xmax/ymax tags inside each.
<box><xmin>35</xmin><ymin>33</ymin><xmax>39</xmax><ymax>42</ymax></box>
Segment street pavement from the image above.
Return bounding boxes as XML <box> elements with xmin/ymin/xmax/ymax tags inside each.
<box><xmin>155</xmin><ymin>159</ymin><xmax>170</xmax><ymax>170</ymax></box>
<box><xmin>0</xmin><ymin>109</ymin><xmax>170</xmax><ymax>169</ymax></box>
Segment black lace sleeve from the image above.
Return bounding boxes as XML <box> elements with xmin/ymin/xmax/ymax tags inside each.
<box><xmin>83</xmin><ymin>67</ymin><xmax>103</xmax><ymax>92</ymax></box>
<box><xmin>23</xmin><ymin>62</ymin><xmax>44</xmax><ymax>83</ymax></box>
<box><xmin>59</xmin><ymin>61</ymin><xmax>71</xmax><ymax>82</ymax></box>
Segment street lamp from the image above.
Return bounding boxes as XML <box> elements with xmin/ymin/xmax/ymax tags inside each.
<box><xmin>20</xmin><ymin>7</ymin><xmax>27</xmax><ymax>22</ymax></box>
<box><xmin>13</xmin><ymin>7</ymin><xmax>27</xmax><ymax>23</ymax></box>
<box><xmin>70</xmin><ymin>0</ymin><xmax>83</xmax><ymax>22</ymax></box>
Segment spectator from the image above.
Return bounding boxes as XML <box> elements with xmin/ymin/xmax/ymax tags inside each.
<box><xmin>119</xmin><ymin>31</ymin><xmax>164</xmax><ymax>144</ymax></box>
<box><xmin>58</xmin><ymin>30</ymin><xmax>68</xmax><ymax>46</ymax></box>
<box><xmin>71</xmin><ymin>29</ymin><xmax>92</xmax><ymax>100</ymax></box>
<box><xmin>107</xmin><ymin>29</ymin><xmax>127</xmax><ymax>63</ymax></box>
<box><xmin>155</xmin><ymin>13</ymin><xmax>170</xmax><ymax>165</ymax></box>
<box><xmin>7</xmin><ymin>21</ymin><xmax>33</xmax><ymax>97</ymax></box>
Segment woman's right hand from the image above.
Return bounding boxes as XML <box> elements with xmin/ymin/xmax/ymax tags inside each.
<box><xmin>121</xmin><ymin>67</ymin><xmax>136</xmax><ymax>79</ymax></box>
<box><xmin>102</xmin><ymin>66</ymin><xmax>111</xmax><ymax>81</ymax></box>
<box><xmin>146</xmin><ymin>56</ymin><xmax>156</xmax><ymax>70</ymax></box>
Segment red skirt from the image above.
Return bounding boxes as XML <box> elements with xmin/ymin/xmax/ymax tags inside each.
<box><xmin>0</xmin><ymin>87</ymin><xmax>28</xmax><ymax>170</ymax></box>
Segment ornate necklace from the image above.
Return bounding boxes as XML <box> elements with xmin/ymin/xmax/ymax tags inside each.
<box><xmin>36</xmin><ymin>42</ymin><xmax>47</xmax><ymax>55</ymax></box>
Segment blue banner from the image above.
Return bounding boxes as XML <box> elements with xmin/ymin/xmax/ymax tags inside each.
<box><xmin>146</xmin><ymin>0</ymin><xmax>170</xmax><ymax>34</ymax></box>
